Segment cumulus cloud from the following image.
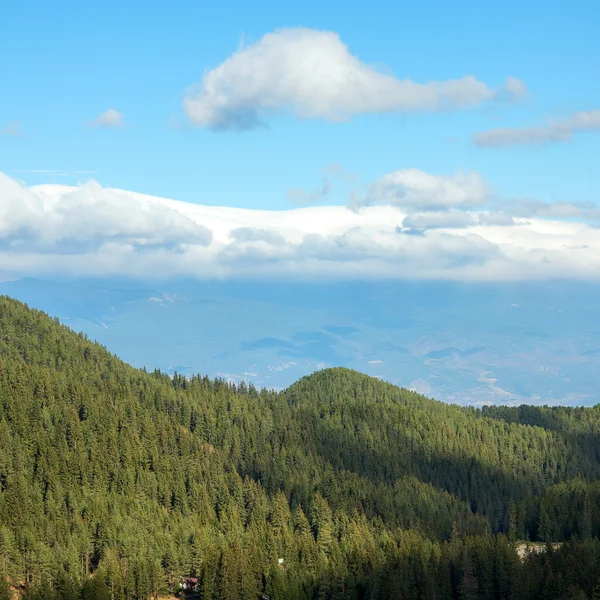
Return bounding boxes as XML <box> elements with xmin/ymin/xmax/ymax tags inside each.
<box><xmin>184</xmin><ymin>27</ymin><xmax>526</xmax><ymax>130</ymax></box>
<box><xmin>1</xmin><ymin>172</ymin><xmax>599</xmax><ymax>281</ymax></box>
<box><xmin>473</xmin><ymin>109</ymin><xmax>600</xmax><ymax>148</ymax></box>
<box><xmin>1</xmin><ymin>122</ymin><xmax>21</xmax><ymax>136</ymax></box>
<box><xmin>0</xmin><ymin>173</ymin><xmax>212</xmax><ymax>256</ymax></box>
<box><xmin>355</xmin><ymin>169</ymin><xmax>489</xmax><ymax>211</ymax></box>
<box><xmin>91</xmin><ymin>109</ymin><xmax>125</xmax><ymax>128</ymax></box>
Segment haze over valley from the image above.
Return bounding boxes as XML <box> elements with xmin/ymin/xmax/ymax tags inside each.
<box><xmin>2</xmin><ymin>276</ymin><xmax>600</xmax><ymax>407</ymax></box>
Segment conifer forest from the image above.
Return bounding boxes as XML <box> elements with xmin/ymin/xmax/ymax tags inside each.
<box><xmin>1</xmin><ymin>296</ymin><xmax>600</xmax><ymax>599</ymax></box>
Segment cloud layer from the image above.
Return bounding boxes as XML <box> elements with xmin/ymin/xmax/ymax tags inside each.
<box><xmin>184</xmin><ymin>28</ymin><xmax>526</xmax><ymax>130</ymax></box>
<box><xmin>1</xmin><ymin>171</ymin><xmax>599</xmax><ymax>282</ymax></box>
<box><xmin>474</xmin><ymin>109</ymin><xmax>600</xmax><ymax>148</ymax></box>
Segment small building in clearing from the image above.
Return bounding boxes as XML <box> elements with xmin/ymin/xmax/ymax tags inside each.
<box><xmin>179</xmin><ymin>576</ymin><xmax>199</xmax><ymax>592</ymax></box>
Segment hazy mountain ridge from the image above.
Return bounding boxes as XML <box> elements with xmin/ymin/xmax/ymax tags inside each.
<box><xmin>1</xmin><ymin>277</ymin><xmax>599</xmax><ymax>406</ymax></box>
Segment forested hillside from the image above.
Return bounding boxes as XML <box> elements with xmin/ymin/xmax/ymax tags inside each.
<box><xmin>1</xmin><ymin>296</ymin><xmax>600</xmax><ymax>599</ymax></box>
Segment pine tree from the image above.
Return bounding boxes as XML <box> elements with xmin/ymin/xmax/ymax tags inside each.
<box><xmin>459</xmin><ymin>551</ymin><xmax>479</xmax><ymax>600</ymax></box>
<box><xmin>508</xmin><ymin>502</ymin><xmax>518</xmax><ymax>543</ymax></box>
<box><xmin>311</xmin><ymin>494</ymin><xmax>334</xmax><ymax>559</ymax></box>
<box><xmin>580</xmin><ymin>497</ymin><xmax>592</xmax><ymax>540</ymax></box>
<box><xmin>592</xmin><ymin>578</ymin><xmax>600</xmax><ymax>600</ymax></box>
<box><xmin>0</xmin><ymin>574</ymin><xmax>11</xmax><ymax>600</ymax></box>
<box><xmin>81</xmin><ymin>577</ymin><xmax>111</xmax><ymax>600</ymax></box>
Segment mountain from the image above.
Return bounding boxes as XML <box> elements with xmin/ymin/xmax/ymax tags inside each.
<box><xmin>2</xmin><ymin>295</ymin><xmax>600</xmax><ymax>598</ymax></box>
<box><xmin>2</xmin><ymin>277</ymin><xmax>600</xmax><ymax>407</ymax></box>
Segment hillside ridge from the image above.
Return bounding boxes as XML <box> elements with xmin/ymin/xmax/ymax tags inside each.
<box><xmin>2</xmin><ymin>295</ymin><xmax>600</xmax><ymax>599</ymax></box>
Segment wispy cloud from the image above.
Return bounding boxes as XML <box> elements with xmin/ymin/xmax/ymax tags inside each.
<box><xmin>15</xmin><ymin>169</ymin><xmax>96</xmax><ymax>176</ymax></box>
<box><xmin>286</xmin><ymin>163</ymin><xmax>357</xmax><ymax>206</ymax></box>
<box><xmin>1</xmin><ymin>122</ymin><xmax>21</xmax><ymax>136</ymax></box>
<box><xmin>91</xmin><ymin>108</ymin><xmax>125</xmax><ymax>129</ymax></box>
<box><xmin>501</xmin><ymin>77</ymin><xmax>529</xmax><ymax>103</ymax></box>
<box><xmin>324</xmin><ymin>163</ymin><xmax>358</xmax><ymax>182</ymax></box>
<box><xmin>286</xmin><ymin>179</ymin><xmax>332</xmax><ymax>206</ymax></box>
<box><xmin>184</xmin><ymin>27</ymin><xmax>527</xmax><ymax>130</ymax></box>
<box><xmin>473</xmin><ymin>109</ymin><xmax>600</xmax><ymax>148</ymax></box>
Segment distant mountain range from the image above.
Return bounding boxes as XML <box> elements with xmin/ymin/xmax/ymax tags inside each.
<box><xmin>1</xmin><ymin>276</ymin><xmax>599</xmax><ymax>405</ymax></box>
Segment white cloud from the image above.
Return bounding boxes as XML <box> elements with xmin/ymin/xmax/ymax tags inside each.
<box><xmin>473</xmin><ymin>109</ymin><xmax>600</xmax><ymax>148</ymax></box>
<box><xmin>1</xmin><ymin>122</ymin><xmax>21</xmax><ymax>136</ymax></box>
<box><xmin>184</xmin><ymin>27</ymin><xmax>526</xmax><ymax>130</ymax></box>
<box><xmin>1</xmin><ymin>171</ymin><xmax>599</xmax><ymax>281</ymax></box>
<box><xmin>498</xmin><ymin>198</ymin><xmax>600</xmax><ymax>225</ymax></box>
<box><xmin>401</xmin><ymin>211</ymin><xmax>478</xmax><ymax>230</ymax></box>
<box><xmin>91</xmin><ymin>109</ymin><xmax>125</xmax><ymax>128</ymax></box>
<box><xmin>356</xmin><ymin>169</ymin><xmax>490</xmax><ymax>211</ymax></box>
<box><xmin>477</xmin><ymin>211</ymin><xmax>517</xmax><ymax>226</ymax></box>
<box><xmin>400</xmin><ymin>210</ymin><xmax>518</xmax><ymax>231</ymax></box>
<box><xmin>230</xmin><ymin>227</ymin><xmax>286</xmax><ymax>245</ymax></box>
<box><xmin>0</xmin><ymin>173</ymin><xmax>211</xmax><ymax>255</ymax></box>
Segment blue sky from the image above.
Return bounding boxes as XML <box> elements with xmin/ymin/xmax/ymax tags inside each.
<box><xmin>2</xmin><ymin>0</ymin><xmax>599</xmax><ymax>210</ymax></box>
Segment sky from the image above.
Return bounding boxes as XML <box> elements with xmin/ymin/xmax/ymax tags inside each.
<box><xmin>1</xmin><ymin>0</ymin><xmax>599</xmax><ymax>281</ymax></box>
